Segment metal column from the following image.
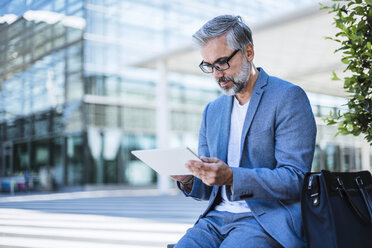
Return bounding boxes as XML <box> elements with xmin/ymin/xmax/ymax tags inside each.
<box><xmin>156</xmin><ymin>59</ymin><xmax>171</xmax><ymax>194</ymax></box>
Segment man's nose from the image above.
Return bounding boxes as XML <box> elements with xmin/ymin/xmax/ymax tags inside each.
<box><xmin>213</xmin><ymin>68</ymin><xmax>224</xmax><ymax>79</ymax></box>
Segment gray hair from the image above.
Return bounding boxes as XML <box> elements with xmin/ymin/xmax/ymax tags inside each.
<box><xmin>192</xmin><ymin>15</ymin><xmax>253</xmax><ymax>50</ymax></box>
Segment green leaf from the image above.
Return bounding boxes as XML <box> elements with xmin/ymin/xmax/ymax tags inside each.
<box><xmin>365</xmin><ymin>0</ymin><xmax>372</xmax><ymax>6</ymax></box>
<box><xmin>358</xmin><ymin>95</ymin><xmax>365</xmax><ymax>101</ymax></box>
<box><xmin>367</xmin><ymin>42</ymin><xmax>371</xmax><ymax>50</ymax></box>
<box><xmin>354</xmin><ymin>6</ymin><xmax>365</xmax><ymax>15</ymax></box>
<box><xmin>341</xmin><ymin>58</ymin><xmax>349</xmax><ymax>64</ymax></box>
<box><xmin>320</xmin><ymin>3</ymin><xmax>330</xmax><ymax>10</ymax></box>
<box><xmin>331</xmin><ymin>71</ymin><xmax>341</xmax><ymax>80</ymax></box>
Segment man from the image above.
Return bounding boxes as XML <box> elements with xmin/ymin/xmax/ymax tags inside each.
<box><xmin>171</xmin><ymin>15</ymin><xmax>316</xmax><ymax>248</ymax></box>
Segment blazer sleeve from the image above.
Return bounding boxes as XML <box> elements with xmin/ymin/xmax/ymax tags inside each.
<box><xmin>177</xmin><ymin>103</ymin><xmax>213</xmax><ymax>201</ymax></box>
<box><xmin>230</xmin><ymin>85</ymin><xmax>317</xmax><ymax>201</ymax></box>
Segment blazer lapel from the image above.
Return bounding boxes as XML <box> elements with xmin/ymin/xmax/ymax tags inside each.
<box><xmin>216</xmin><ymin>95</ymin><xmax>233</xmax><ymax>163</ymax></box>
<box><xmin>239</xmin><ymin>69</ymin><xmax>268</xmax><ymax>160</ymax></box>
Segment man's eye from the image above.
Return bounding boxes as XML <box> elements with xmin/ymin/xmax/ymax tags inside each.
<box><xmin>215</xmin><ymin>60</ymin><xmax>227</xmax><ymax>66</ymax></box>
<box><xmin>215</xmin><ymin>62</ymin><xmax>227</xmax><ymax>68</ymax></box>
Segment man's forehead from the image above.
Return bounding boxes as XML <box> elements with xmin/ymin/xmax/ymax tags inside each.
<box><xmin>201</xmin><ymin>36</ymin><xmax>232</xmax><ymax>63</ymax></box>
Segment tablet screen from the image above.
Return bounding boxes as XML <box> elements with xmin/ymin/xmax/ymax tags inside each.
<box><xmin>131</xmin><ymin>147</ymin><xmax>199</xmax><ymax>176</ymax></box>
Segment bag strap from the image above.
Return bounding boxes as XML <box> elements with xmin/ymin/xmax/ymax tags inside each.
<box><xmin>355</xmin><ymin>176</ymin><xmax>372</xmax><ymax>220</ymax></box>
<box><xmin>337</xmin><ymin>176</ymin><xmax>372</xmax><ymax>224</ymax></box>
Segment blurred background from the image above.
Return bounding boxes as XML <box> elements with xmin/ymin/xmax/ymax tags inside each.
<box><xmin>1</xmin><ymin>1</ymin><xmax>371</xmax><ymax>247</ymax></box>
<box><xmin>0</xmin><ymin>0</ymin><xmax>371</xmax><ymax>195</ymax></box>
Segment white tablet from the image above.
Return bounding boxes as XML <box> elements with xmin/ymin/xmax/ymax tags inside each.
<box><xmin>131</xmin><ymin>147</ymin><xmax>200</xmax><ymax>176</ymax></box>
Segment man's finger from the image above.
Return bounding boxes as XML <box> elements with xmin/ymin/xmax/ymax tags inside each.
<box><xmin>187</xmin><ymin>160</ymin><xmax>204</xmax><ymax>168</ymax></box>
<box><xmin>200</xmin><ymin>157</ymin><xmax>219</xmax><ymax>163</ymax></box>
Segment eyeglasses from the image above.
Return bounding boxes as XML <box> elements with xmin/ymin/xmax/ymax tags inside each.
<box><xmin>199</xmin><ymin>49</ymin><xmax>240</xmax><ymax>73</ymax></box>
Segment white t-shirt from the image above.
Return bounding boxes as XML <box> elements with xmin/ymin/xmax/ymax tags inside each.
<box><xmin>214</xmin><ymin>97</ymin><xmax>251</xmax><ymax>213</ymax></box>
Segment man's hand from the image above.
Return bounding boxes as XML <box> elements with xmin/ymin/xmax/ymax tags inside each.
<box><xmin>170</xmin><ymin>175</ymin><xmax>194</xmax><ymax>192</ymax></box>
<box><xmin>185</xmin><ymin>157</ymin><xmax>233</xmax><ymax>186</ymax></box>
<box><xmin>170</xmin><ymin>175</ymin><xmax>193</xmax><ymax>183</ymax></box>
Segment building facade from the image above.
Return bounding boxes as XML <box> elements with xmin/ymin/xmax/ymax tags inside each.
<box><xmin>0</xmin><ymin>0</ymin><xmax>370</xmax><ymax>192</ymax></box>
<box><xmin>0</xmin><ymin>0</ymin><xmax>226</xmax><ymax>190</ymax></box>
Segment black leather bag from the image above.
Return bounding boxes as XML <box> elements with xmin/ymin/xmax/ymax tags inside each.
<box><xmin>301</xmin><ymin>170</ymin><xmax>372</xmax><ymax>248</ymax></box>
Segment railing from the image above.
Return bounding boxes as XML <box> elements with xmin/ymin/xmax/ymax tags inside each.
<box><xmin>311</xmin><ymin>104</ymin><xmax>347</xmax><ymax>119</ymax></box>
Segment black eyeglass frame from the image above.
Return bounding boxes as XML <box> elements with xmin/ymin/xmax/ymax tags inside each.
<box><xmin>199</xmin><ymin>49</ymin><xmax>240</xmax><ymax>73</ymax></box>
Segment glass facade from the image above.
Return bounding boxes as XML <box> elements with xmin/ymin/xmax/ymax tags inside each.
<box><xmin>0</xmin><ymin>0</ymin><xmax>370</xmax><ymax>192</ymax></box>
<box><xmin>0</xmin><ymin>0</ymin><xmax>85</xmax><ymax>191</ymax></box>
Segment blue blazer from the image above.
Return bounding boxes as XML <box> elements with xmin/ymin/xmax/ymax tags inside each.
<box><xmin>180</xmin><ymin>68</ymin><xmax>317</xmax><ymax>248</ymax></box>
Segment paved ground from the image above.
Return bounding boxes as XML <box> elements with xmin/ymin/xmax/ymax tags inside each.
<box><xmin>0</xmin><ymin>189</ymin><xmax>208</xmax><ymax>248</ymax></box>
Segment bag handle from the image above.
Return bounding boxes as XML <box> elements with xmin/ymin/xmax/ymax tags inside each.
<box><xmin>337</xmin><ymin>176</ymin><xmax>372</xmax><ymax>224</ymax></box>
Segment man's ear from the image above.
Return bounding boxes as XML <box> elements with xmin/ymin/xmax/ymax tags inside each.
<box><xmin>244</xmin><ymin>43</ymin><xmax>254</xmax><ymax>62</ymax></box>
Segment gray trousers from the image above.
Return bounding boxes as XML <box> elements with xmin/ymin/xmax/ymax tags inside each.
<box><xmin>175</xmin><ymin>210</ymin><xmax>283</xmax><ymax>248</ymax></box>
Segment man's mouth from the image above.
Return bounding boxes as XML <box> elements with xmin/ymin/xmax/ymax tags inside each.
<box><xmin>220</xmin><ymin>81</ymin><xmax>231</xmax><ymax>88</ymax></box>
<box><xmin>219</xmin><ymin>78</ymin><xmax>233</xmax><ymax>88</ymax></box>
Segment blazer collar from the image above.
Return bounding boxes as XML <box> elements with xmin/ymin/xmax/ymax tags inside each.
<box><xmin>216</xmin><ymin>95</ymin><xmax>233</xmax><ymax>163</ymax></box>
<box><xmin>217</xmin><ymin>68</ymin><xmax>269</xmax><ymax>164</ymax></box>
<box><xmin>239</xmin><ymin>67</ymin><xmax>268</xmax><ymax>162</ymax></box>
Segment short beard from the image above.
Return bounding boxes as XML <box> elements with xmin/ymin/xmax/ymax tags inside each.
<box><xmin>217</xmin><ymin>57</ymin><xmax>251</xmax><ymax>96</ymax></box>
